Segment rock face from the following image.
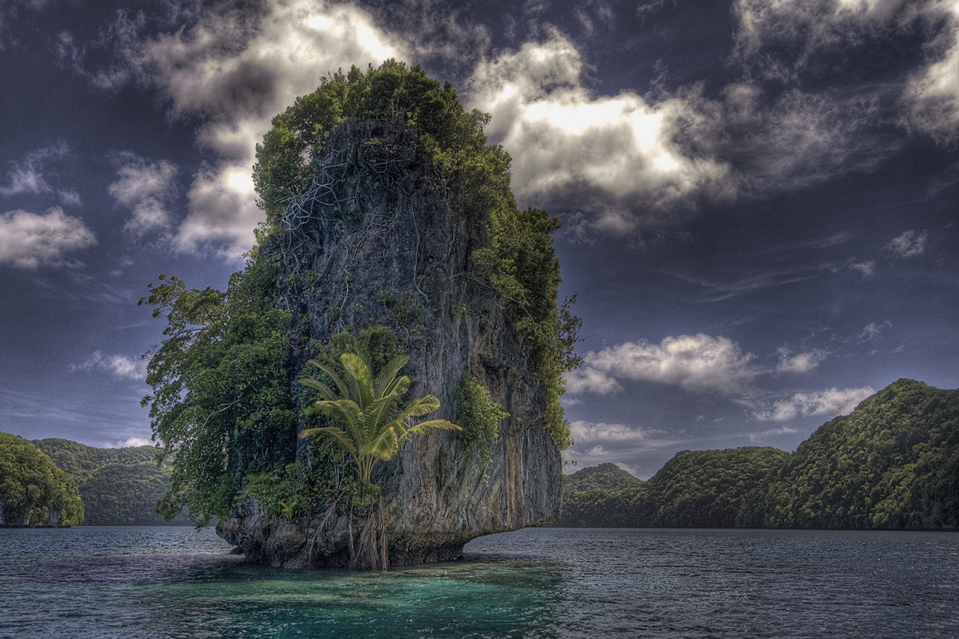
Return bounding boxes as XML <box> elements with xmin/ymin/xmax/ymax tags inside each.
<box><xmin>218</xmin><ymin>120</ymin><xmax>563</xmax><ymax>567</ymax></box>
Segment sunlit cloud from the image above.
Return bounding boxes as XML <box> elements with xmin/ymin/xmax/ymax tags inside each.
<box><xmin>72</xmin><ymin>351</ymin><xmax>148</xmax><ymax>381</ymax></box>
<box><xmin>756</xmin><ymin>386</ymin><xmax>875</xmax><ymax>421</ymax></box>
<box><xmin>732</xmin><ymin>0</ymin><xmax>959</xmax><ymax>144</ymax></box>
<box><xmin>776</xmin><ymin>348</ymin><xmax>827</xmax><ymax>374</ymax></box>
<box><xmin>108</xmin><ymin>151</ymin><xmax>180</xmax><ymax>237</ymax></box>
<box><xmin>105</xmin><ymin>437</ymin><xmax>154</xmax><ymax>449</ymax></box>
<box><xmin>566</xmin><ymin>333</ymin><xmax>758</xmax><ymax>396</ymax></box>
<box><xmin>0</xmin><ymin>142</ymin><xmax>80</xmax><ymax>205</ymax></box>
<box><xmin>0</xmin><ymin>207</ymin><xmax>96</xmax><ymax>269</ymax></box>
<box><xmin>78</xmin><ymin>0</ymin><xmax>411</xmax><ymax>256</ymax></box>
<box><xmin>569</xmin><ymin>420</ymin><xmax>656</xmax><ymax>443</ymax></box>
<box><xmin>468</xmin><ymin>31</ymin><xmax>732</xmax><ymax>234</ymax></box>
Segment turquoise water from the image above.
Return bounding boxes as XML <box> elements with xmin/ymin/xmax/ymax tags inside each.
<box><xmin>2</xmin><ymin>526</ymin><xmax>958</xmax><ymax>637</ymax></box>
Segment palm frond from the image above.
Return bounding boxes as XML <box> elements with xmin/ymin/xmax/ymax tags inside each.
<box><xmin>305</xmin><ymin>358</ymin><xmax>351</xmax><ymax>401</ymax></box>
<box><xmin>403</xmin><ymin>419</ymin><xmax>461</xmax><ymax>438</ymax></box>
<box><xmin>299</xmin><ymin>377</ymin><xmax>336</xmax><ymax>401</ymax></box>
<box><xmin>374</xmin><ymin>355</ymin><xmax>409</xmax><ymax>398</ymax></box>
<box><xmin>299</xmin><ymin>426</ymin><xmax>357</xmax><ymax>456</ymax></box>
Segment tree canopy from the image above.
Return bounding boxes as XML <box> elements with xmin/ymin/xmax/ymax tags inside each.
<box><xmin>554</xmin><ymin>380</ymin><xmax>959</xmax><ymax>531</ymax></box>
<box><xmin>0</xmin><ymin>432</ymin><xmax>83</xmax><ymax>526</ymax></box>
<box><xmin>34</xmin><ymin>439</ymin><xmax>191</xmax><ymax>526</ymax></box>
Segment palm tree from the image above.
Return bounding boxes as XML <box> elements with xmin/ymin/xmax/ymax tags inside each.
<box><xmin>299</xmin><ymin>351</ymin><xmax>459</xmax><ymax>568</ymax></box>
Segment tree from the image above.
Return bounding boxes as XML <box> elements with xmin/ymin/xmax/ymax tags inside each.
<box><xmin>300</xmin><ymin>352</ymin><xmax>459</xmax><ymax>569</ymax></box>
<box><xmin>0</xmin><ymin>433</ymin><xmax>83</xmax><ymax>526</ymax></box>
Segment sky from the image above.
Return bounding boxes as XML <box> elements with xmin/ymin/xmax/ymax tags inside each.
<box><xmin>1</xmin><ymin>0</ymin><xmax>957</xmax><ymax>479</ymax></box>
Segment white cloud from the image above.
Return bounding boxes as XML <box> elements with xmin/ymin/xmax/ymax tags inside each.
<box><xmin>757</xmin><ymin>386</ymin><xmax>875</xmax><ymax>422</ymax></box>
<box><xmin>468</xmin><ymin>32</ymin><xmax>732</xmax><ymax>233</ymax></box>
<box><xmin>0</xmin><ymin>142</ymin><xmax>80</xmax><ymax>205</ymax></box>
<box><xmin>850</xmin><ymin>260</ymin><xmax>875</xmax><ymax>277</ymax></box>
<box><xmin>902</xmin><ymin>3</ymin><xmax>959</xmax><ymax>145</ymax></box>
<box><xmin>848</xmin><ymin>321</ymin><xmax>891</xmax><ymax>344</ymax></box>
<box><xmin>0</xmin><ymin>207</ymin><xmax>97</xmax><ymax>269</ymax></box>
<box><xmin>569</xmin><ymin>420</ymin><xmax>654</xmax><ymax>443</ymax></box>
<box><xmin>566</xmin><ymin>333</ymin><xmax>758</xmax><ymax>396</ymax></box>
<box><xmin>885</xmin><ymin>229</ymin><xmax>928</xmax><ymax>257</ymax></box>
<box><xmin>108</xmin><ymin>151</ymin><xmax>180</xmax><ymax>236</ymax></box>
<box><xmin>776</xmin><ymin>348</ymin><xmax>826</xmax><ymax>374</ymax></box>
<box><xmin>119</xmin><ymin>0</ymin><xmax>409</xmax><ymax>255</ymax></box>
<box><xmin>73</xmin><ymin>351</ymin><xmax>148</xmax><ymax>380</ymax></box>
<box><xmin>733</xmin><ymin>0</ymin><xmax>959</xmax><ymax>144</ymax></box>
<box><xmin>105</xmin><ymin>437</ymin><xmax>154</xmax><ymax>449</ymax></box>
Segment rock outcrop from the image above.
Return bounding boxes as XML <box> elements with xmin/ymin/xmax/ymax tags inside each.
<box><xmin>217</xmin><ymin>120</ymin><xmax>563</xmax><ymax>567</ymax></box>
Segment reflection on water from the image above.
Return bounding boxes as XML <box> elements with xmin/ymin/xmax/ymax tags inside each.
<box><xmin>2</xmin><ymin>526</ymin><xmax>958</xmax><ymax>638</ymax></box>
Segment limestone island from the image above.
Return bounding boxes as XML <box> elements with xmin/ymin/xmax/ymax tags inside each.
<box><xmin>141</xmin><ymin>62</ymin><xmax>580</xmax><ymax>569</ymax></box>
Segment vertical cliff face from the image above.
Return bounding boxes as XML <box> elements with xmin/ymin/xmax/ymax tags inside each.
<box><xmin>217</xmin><ymin>120</ymin><xmax>562</xmax><ymax>566</ymax></box>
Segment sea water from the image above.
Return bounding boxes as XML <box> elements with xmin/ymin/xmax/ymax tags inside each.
<box><xmin>1</xmin><ymin>526</ymin><xmax>957</xmax><ymax>638</ymax></box>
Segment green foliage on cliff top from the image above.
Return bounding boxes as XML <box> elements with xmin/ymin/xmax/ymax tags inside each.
<box><xmin>556</xmin><ymin>380</ymin><xmax>959</xmax><ymax>530</ymax></box>
<box><xmin>254</xmin><ymin>60</ymin><xmax>580</xmax><ymax>448</ymax></box>
<box><xmin>0</xmin><ymin>433</ymin><xmax>83</xmax><ymax>526</ymax></box>
<box><xmin>34</xmin><ymin>439</ymin><xmax>190</xmax><ymax>526</ymax></box>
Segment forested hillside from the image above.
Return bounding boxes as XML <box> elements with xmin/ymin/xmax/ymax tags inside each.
<box><xmin>0</xmin><ymin>433</ymin><xmax>83</xmax><ymax>526</ymax></box>
<box><xmin>34</xmin><ymin>439</ymin><xmax>191</xmax><ymax>525</ymax></box>
<box><xmin>556</xmin><ymin>380</ymin><xmax>959</xmax><ymax>530</ymax></box>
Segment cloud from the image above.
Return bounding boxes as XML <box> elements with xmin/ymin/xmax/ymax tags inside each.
<box><xmin>468</xmin><ymin>31</ymin><xmax>733</xmax><ymax>234</ymax></box>
<box><xmin>72</xmin><ymin>351</ymin><xmax>148</xmax><ymax>380</ymax></box>
<box><xmin>757</xmin><ymin>386</ymin><xmax>875</xmax><ymax>421</ymax></box>
<box><xmin>884</xmin><ymin>229</ymin><xmax>928</xmax><ymax>257</ymax></box>
<box><xmin>732</xmin><ymin>0</ymin><xmax>959</xmax><ymax>144</ymax></box>
<box><xmin>850</xmin><ymin>260</ymin><xmax>875</xmax><ymax>277</ymax></box>
<box><xmin>901</xmin><ymin>3</ymin><xmax>959</xmax><ymax>145</ymax></box>
<box><xmin>108</xmin><ymin>151</ymin><xmax>180</xmax><ymax>236</ymax></box>
<box><xmin>569</xmin><ymin>420</ymin><xmax>656</xmax><ymax>443</ymax></box>
<box><xmin>845</xmin><ymin>320</ymin><xmax>892</xmax><ymax>345</ymax></box>
<box><xmin>362</xmin><ymin>0</ymin><xmax>491</xmax><ymax>83</ymax></box>
<box><xmin>83</xmin><ymin>0</ymin><xmax>410</xmax><ymax>255</ymax></box>
<box><xmin>709</xmin><ymin>83</ymin><xmax>892</xmax><ymax>195</ymax></box>
<box><xmin>0</xmin><ymin>142</ymin><xmax>80</xmax><ymax>205</ymax></box>
<box><xmin>566</xmin><ymin>333</ymin><xmax>758</xmax><ymax>396</ymax></box>
<box><xmin>732</xmin><ymin>0</ymin><xmax>915</xmax><ymax>82</ymax></box>
<box><xmin>0</xmin><ymin>207</ymin><xmax>97</xmax><ymax>269</ymax></box>
<box><xmin>105</xmin><ymin>437</ymin><xmax>154</xmax><ymax>449</ymax></box>
<box><xmin>776</xmin><ymin>348</ymin><xmax>826</xmax><ymax>374</ymax></box>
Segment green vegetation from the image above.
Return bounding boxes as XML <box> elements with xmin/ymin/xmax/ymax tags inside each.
<box><xmin>141</xmin><ymin>61</ymin><xmax>579</xmax><ymax>535</ymax></box>
<box><xmin>556</xmin><ymin>380</ymin><xmax>959</xmax><ymax>530</ymax></box>
<box><xmin>0</xmin><ymin>433</ymin><xmax>83</xmax><ymax>526</ymax></box>
<box><xmin>34</xmin><ymin>439</ymin><xmax>190</xmax><ymax>526</ymax></box>
<box><xmin>456</xmin><ymin>373</ymin><xmax>509</xmax><ymax>469</ymax></box>
<box><xmin>300</xmin><ymin>352</ymin><xmax>459</xmax><ymax>569</ymax></box>
<box><xmin>253</xmin><ymin>59</ymin><xmax>579</xmax><ymax>447</ymax></box>
<box><xmin>141</xmin><ymin>260</ymin><xmax>297</xmax><ymax>526</ymax></box>
<box><xmin>301</xmin><ymin>353</ymin><xmax>459</xmax><ymax>487</ymax></box>
<box><xmin>766</xmin><ymin>379</ymin><xmax>959</xmax><ymax>529</ymax></box>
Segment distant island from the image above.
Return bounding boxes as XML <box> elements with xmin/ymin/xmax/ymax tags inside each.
<box><xmin>4</xmin><ymin>378</ymin><xmax>956</xmax><ymax>531</ymax></box>
<box><xmin>0</xmin><ymin>434</ymin><xmax>190</xmax><ymax>526</ymax></box>
<box><xmin>0</xmin><ymin>432</ymin><xmax>83</xmax><ymax>526</ymax></box>
<box><xmin>555</xmin><ymin>379</ymin><xmax>959</xmax><ymax>530</ymax></box>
